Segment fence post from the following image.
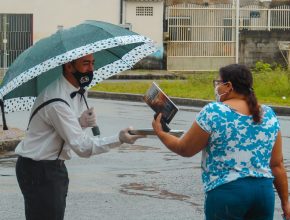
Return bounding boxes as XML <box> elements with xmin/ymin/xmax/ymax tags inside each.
<box><xmin>235</xmin><ymin>0</ymin><xmax>240</xmax><ymax>64</ymax></box>
<box><xmin>267</xmin><ymin>8</ymin><xmax>271</xmax><ymax>31</ymax></box>
<box><xmin>2</xmin><ymin>14</ymin><xmax>8</xmax><ymax>76</ymax></box>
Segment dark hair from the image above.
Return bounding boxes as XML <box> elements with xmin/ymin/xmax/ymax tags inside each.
<box><xmin>219</xmin><ymin>64</ymin><xmax>261</xmax><ymax>123</ymax></box>
<box><xmin>62</xmin><ymin>60</ymin><xmax>75</xmax><ymax>74</ymax></box>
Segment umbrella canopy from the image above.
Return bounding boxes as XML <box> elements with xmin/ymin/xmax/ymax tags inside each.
<box><xmin>0</xmin><ymin>20</ymin><xmax>156</xmax><ymax>115</ymax></box>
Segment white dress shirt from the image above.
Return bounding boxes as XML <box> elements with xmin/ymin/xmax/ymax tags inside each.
<box><xmin>15</xmin><ymin>74</ymin><xmax>121</xmax><ymax>160</ymax></box>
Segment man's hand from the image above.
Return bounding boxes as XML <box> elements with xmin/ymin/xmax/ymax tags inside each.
<box><xmin>79</xmin><ymin>107</ymin><xmax>97</xmax><ymax>128</ymax></box>
<box><xmin>119</xmin><ymin>127</ymin><xmax>146</xmax><ymax>144</ymax></box>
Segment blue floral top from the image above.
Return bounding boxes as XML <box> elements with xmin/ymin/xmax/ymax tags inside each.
<box><xmin>195</xmin><ymin>102</ymin><xmax>280</xmax><ymax>192</ymax></box>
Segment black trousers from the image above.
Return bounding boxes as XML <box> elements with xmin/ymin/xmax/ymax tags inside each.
<box><xmin>16</xmin><ymin>156</ymin><xmax>69</xmax><ymax>220</ymax></box>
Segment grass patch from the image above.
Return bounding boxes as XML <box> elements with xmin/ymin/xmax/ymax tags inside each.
<box><xmin>91</xmin><ymin>69</ymin><xmax>290</xmax><ymax>106</ymax></box>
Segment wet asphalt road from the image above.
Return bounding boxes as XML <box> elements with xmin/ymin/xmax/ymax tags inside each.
<box><xmin>0</xmin><ymin>99</ymin><xmax>289</xmax><ymax>220</ymax></box>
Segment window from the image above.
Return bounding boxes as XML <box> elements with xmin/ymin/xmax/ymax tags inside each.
<box><xmin>136</xmin><ymin>7</ymin><xmax>153</xmax><ymax>16</ymax></box>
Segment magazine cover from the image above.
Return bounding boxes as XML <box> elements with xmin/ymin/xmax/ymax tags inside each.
<box><xmin>143</xmin><ymin>82</ymin><xmax>179</xmax><ymax>124</ymax></box>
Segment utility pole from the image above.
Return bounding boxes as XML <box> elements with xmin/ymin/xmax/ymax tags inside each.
<box><xmin>2</xmin><ymin>14</ymin><xmax>8</xmax><ymax>75</ymax></box>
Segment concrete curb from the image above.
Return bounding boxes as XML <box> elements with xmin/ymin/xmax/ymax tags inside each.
<box><xmin>88</xmin><ymin>91</ymin><xmax>290</xmax><ymax>116</ymax></box>
<box><xmin>1</xmin><ymin>91</ymin><xmax>289</xmax><ymax>153</ymax></box>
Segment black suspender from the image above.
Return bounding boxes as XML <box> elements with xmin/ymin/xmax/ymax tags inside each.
<box><xmin>28</xmin><ymin>98</ymin><xmax>70</xmax><ymax>127</ymax></box>
<box><xmin>28</xmin><ymin>98</ymin><xmax>70</xmax><ymax>160</ymax></box>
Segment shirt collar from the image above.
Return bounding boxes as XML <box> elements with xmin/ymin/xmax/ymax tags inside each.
<box><xmin>60</xmin><ymin>74</ymin><xmax>79</xmax><ymax>95</ymax></box>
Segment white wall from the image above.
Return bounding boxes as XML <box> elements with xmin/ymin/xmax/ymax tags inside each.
<box><xmin>124</xmin><ymin>1</ymin><xmax>164</xmax><ymax>47</ymax></box>
<box><xmin>1</xmin><ymin>0</ymin><xmax>121</xmax><ymax>42</ymax></box>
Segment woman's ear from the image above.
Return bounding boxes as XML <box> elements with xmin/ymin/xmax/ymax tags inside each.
<box><xmin>226</xmin><ymin>81</ymin><xmax>233</xmax><ymax>92</ymax></box>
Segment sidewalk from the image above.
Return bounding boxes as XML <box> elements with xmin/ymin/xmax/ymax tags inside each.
<box><xmin>109</xmin><ymin>70</ymin><xmax>186</xmax><ymax>80</ymax></box>
<box><xmin>88</xmin><ymin>90</ymin><xmax>290</xmax><ymax>116</ymax></box>
<box><xmin>0</xmin><ymin>127</ymin><xmax>25</xmax><ymax>153</ymax></box>
<box><xmin>95</xmin><ymin>69</ymin><xmax>290</xmax><ymax>116</ymax></box>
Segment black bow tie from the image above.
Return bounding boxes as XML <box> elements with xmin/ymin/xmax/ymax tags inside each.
<box><xmin>70</xmin><ymin>88</ymin><xmax>86</xmax><ymax>99</ymax></box>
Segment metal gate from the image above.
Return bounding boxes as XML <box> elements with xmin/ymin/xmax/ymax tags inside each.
<box><xmin>0</xmin><ymin>14</ymin><xmax>33</xmax><ymax>77</ymax></box>
<box><xmin>166</xmin><ymin>2</ymin><xmax>290</xmax><ymax>71</ymax></box>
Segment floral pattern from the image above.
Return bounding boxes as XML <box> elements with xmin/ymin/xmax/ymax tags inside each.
<box><xmin>196</xmin><ymin>102</ymin><xmax>280</xmax><ymax>192</ymax></box>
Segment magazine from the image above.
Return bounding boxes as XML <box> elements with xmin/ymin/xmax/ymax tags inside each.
<box><xmin>128</xmin><ymin>82</ymin><xmax>184</xmax><ymax>137</ymax></box>
<box><xmin>143</xmin><ymin>82</ymin><xmax>178</xmax><ymax>124</ymax></box>
<box><xmin>129</xmin><ymin>129</ymin><xmax>184</xmax><ymax>137</ymax></box>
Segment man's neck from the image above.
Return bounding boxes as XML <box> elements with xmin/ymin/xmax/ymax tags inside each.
<box><xmin>63</xmin><ymin>73</ymin><xmax>79</xmax><ymax>88</ymax></box>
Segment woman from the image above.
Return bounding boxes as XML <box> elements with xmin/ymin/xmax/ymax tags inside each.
<box><xmin>152</xmin><ymin>64</ymin><xmax>290</xmax><ymax>220</ymax></box>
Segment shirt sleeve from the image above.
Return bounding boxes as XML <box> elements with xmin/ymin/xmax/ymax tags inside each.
<box><xmin>263</xmin><ymin>105</ymin><xmax>281</xmax><ymax>134</ymax></box>
<box><xmin>195</xmin><ymin>103</ymin><xmax>217</xmax><ymax>134</ymax></box>
<box><xmin>46</xmin><ymin>102</ymin><xmax>121</xmax><ymax>158</ymax></box>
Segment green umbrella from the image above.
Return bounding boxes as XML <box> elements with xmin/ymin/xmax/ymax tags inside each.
<box><xmin>0</xmin><ymin>20</ymin><xmax>156</xmax><ymax>129</ymax></box>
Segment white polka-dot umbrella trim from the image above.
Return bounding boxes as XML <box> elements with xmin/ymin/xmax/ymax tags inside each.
<box><xmin>89</xmin><ymin>43</ymin><xmax>156</xmax><ymax>87</ymax></box>
<box><xmin>4</xmin><ymin>97</ymin><xmax>36</xmax><ymax>113</ymax></box>
<box><xmin>3</xmin><ymin>41</ymin><xmax>156</xmax><ymax>113</ymax></box>
<box><xmin>0</xmin><ymin>35</ymin><xmax>155</xmax><ymax>99</ymax></box>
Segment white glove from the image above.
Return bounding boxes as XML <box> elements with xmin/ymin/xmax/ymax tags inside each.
<box><xmin>119</xmin><ymin>127</ymin><xmax>146</xmax><ymax>144</ymax></box>
<box><xmin>79</xmin><ymin>107</ymin><xmax>97</xmax><ymax>128</ymax></box>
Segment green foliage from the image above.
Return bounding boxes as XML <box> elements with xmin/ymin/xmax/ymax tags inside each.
<box><xmin>253</xmin><ymin>61</ymin><xmax>272</xmax><ymax>73</ymax></box>
<box><xmin>91</xmin><ymin>69</ymin><xmax>290</xmax><ymax>106</ymax></box>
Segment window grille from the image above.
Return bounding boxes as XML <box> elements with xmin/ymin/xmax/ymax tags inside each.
<box><xmin>136</xmin><ymin>7</ymin><xmax>153</xmax><ymax>16</ymax></box>
<box><xmin>0</xmin><ymin>14</ymin><xmax>33</xmax><ymax>68</ymax></box>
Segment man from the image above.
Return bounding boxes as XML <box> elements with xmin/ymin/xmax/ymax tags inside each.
<box><xmin>15</xmin><ymin>54</ymin><xmax>144</xmax><ymax>220</ymax></box>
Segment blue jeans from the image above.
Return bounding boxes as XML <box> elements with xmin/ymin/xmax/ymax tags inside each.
<box><xmin>205</xmin><ymin>177</ymin><xmax>274</xmax><ymax>220</ymax></box>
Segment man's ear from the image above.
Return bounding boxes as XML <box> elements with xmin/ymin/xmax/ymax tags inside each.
<box><xmin>63</xmin><ymin>62</ymin><xmax>73</xmax><ymax>74</ymax></box>
<box><xmin>67</xmin><ymin>62</ymin><xmax>75</xmax><ymax>70</ymax></box>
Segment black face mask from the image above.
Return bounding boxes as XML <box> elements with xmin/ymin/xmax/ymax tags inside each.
<box><xmin>72</xmin><ymin>69</ymin><xmax>93</xmax><ymax>88</ymax></box>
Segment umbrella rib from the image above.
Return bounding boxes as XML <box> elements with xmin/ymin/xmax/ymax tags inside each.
<box><xmin>106</xmin><ymin>48</ymin><xmax>132</xmax><ymax>69</ymax></box>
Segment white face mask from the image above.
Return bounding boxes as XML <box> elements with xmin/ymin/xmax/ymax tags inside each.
<box><xmin>214</xmin><ymin>83</ymin><xmax>228</xmax><ymax>102</ymax></box>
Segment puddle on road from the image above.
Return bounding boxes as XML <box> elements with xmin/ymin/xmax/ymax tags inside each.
<box><xmin>120</xmin><ymin>182</ymin><xmax>199</xmax><ymax>206</ymax></box>
<box><xmin>117</xmin><ymin>174</ymin><xmax>138</xmax><ymax>178</ymax></box>
<box><xmin>284</xmin><ymin>160</ymin><xmax>290</xmax><ymax>171</ymax></box>
<box><xmin>163</xmin><ymin>158</ymin><xmax>178</xmax><ymax>161</ymax></box>
<box><xmin>0</xmin><ymin>158</ymin><xmax>17</xmax><ymax>168</ymax></box>
<box><xmin>163</xmin><ymin>153</ymin><xmax>179</xmax><ymax>161</ymax></box>
<box><xmin>0</xmin><ymin>152</ymin><xmax>17</xmax><ymax>168</ymax></box>
<box><xmin>143</xmin><ymin>170</ymin><xmax>159</xmax><ymax>174</ymax></box>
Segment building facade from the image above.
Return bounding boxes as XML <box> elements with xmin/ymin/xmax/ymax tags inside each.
<box><xmin>0</xmin><ymin>0</ymin><xmax>164</xmax><ymax>75</ymax></box>
<box><xmin>166</xmin><ymin>0</ymin><xmax>290</xmax><ymax>71</ymax></box>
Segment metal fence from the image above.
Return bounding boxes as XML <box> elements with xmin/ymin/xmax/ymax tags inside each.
<box><xmin>167</xmin><ymin>3</ymin><xmax>236</xmax><ymax>57</ymax></box>
<box><xmin>0</xmin><ymin>14</ymin><xmax>33</xmax><ymax>72</ymax></box>
<box><xmin>240</xmin><ymin>5</ymin><xmax>290</xmax><ymax>30</ymax></box>
<box><xmin>166</xmin><ymin>2</ymin><xmax>290</xmax><ymax>71</ymax></box>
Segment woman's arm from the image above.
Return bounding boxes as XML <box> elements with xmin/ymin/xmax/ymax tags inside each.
<box><xmin>270</xmin><ymin>131</ymin><xmax>290</xmax><ymax>218</ymax></box>
<box><xmin>152</xmin><ymin>113</ymin><xmax>210</xmax><ymax>157</ymax></box>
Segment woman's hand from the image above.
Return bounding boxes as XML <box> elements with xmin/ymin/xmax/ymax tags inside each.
<box><xmin>152</xmin><ymin>113</ymin><xmax>163</xmax><ymax>136</ymax></box>
<box><xmin>282</xmin><ymin>202</ymin><xmax>290</xmax><ymax>219</ymax></box>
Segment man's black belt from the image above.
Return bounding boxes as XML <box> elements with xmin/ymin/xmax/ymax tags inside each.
<box><xmin>19</xmin><ymin>156</ymin><xmax>65</xmax><ymax>166</ymax></box>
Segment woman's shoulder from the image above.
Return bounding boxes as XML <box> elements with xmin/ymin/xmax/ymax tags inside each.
<box><xmin>198</xmin><ymin>102</ymin><xmax>231</xmax><ymax>119</ymax></box>
<box><xmin>260</xmin><ymin>104</ymin><xmax>276</xmax><ymax>116</ymax></box>
<box><xmin>202</xmin><ymin>102</ymin><xmax>231</xmax><ymax>113</ymax></box>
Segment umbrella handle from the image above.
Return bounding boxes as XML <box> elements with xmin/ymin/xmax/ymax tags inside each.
<box><xmin>0</xmin><ymin>100</ymin><xmax>8</xmax><ymax>130</ymax></box>
<box><xmin>88</xmin><ymin>111</ymin><xmax>100</xmax><ymax>136</ymax></box>
<box><xmin>81</xmin><ymin>93</ymin><xmax>100</xmax><ymax>136</ymax></box>
<box><xmin>91</xmin><ymin>126</ymin><xmax>100</xmax><ymax>136</ymax></box>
